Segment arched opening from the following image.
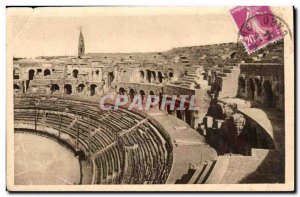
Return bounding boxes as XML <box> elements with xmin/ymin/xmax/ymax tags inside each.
<box><xmin>146</xmin><ymin>70</ymin><xmax>151</xmax><ymax>83</ymax></box>
<box><xmin>44</xmin><ymin>69</ymin><xmax>51</xmax><ymax>76</ymax></box>
<box><xmin>159</xmin><ymin>92</ymin><xmax>163</xmax><ymax>109</ymax></box>
<box><xmin>149</xmin><ymin>90</ymin><xmax>155</xmax><ymax>95</ymax></box>
<box><xmin>149</xmin><ymin>90</ymin><xmax>155</xmax><ymax>108</ymax></box>
<box><xmin>246</xmin><ymin>78</ymin><xmax>255</xmax><ymax>100</ymax></box>
<box><xmin>255</xmin><ymin>78</ymin><xmax>262</xmax><ymax>96</ymax></box>
<box><xmin>13</xmin><ymin>69</ymin><xmax>20</xmax><ymax>79</ymax></box>
<box><xmin>14</xmin><ymin>84</ymin><xmax>20</xmax><ymax>90</ymax></box>
<box><xmin>140</xmin><ymin>71</ymin><xmax>145</xmax><ymax>81</ymax></box>
<box><xmin>263</xmin><ymin>81</ymin><xmax>274</xmax><ymax>107</ymax></box>
<box><xmin>28</xmin><ymin>69</ymin><xmax>35</xmax><ymax>80</ymax></box>
<box><xmin>108</xmin><ymin>72</ymin><xmax>114</xmax><ymax>86</ymax></box>
<box><xmin>230</xmin><ymin>51</ymin><xmax>237</xmax><ymax>59</ymax></box>
<box><xmin>185</xmin><ymin>110</ymin><xmax>192</xmax><ymax>126</ymax></box>
<box><xmin>129</xmin><ymin>89</ymin><xmax>135</xmax><ymax>102</ymax></box>
<box><xmin>37</xmin><ymin>69</ymin><xmax>42</xmax><ymax>75</ymax></box>
<box><xmin>238</xmin><ymin>77</ymin><xmax>246</xmax><ymax>93</ymax></box>
<box><xmin>64</xmin><ymin>84</ymin><xmax>72</xmax><ymax>95</ymax></box>
<box><xmin>72</xmin><ymin>69</ymin><xmax>79</xmax><ymax>78</ymax></box>
<box><xmin>158</xmin><ymin>71</ymin><xmax>163</xmax><ymax>83</ymax></box>
<box><xmin>77</xmin><ymin>84</ymin><xmax>85</xmax><ymax>94</ymax></box>
<box><xmin>90</xmin><ymin>84</ymin><xmax>97</xmax><ymax>96</ymax></box>
<box><xmin>169</xmin><ymin>72</ymin><xmax>173</xmax><ymax>78</ymax></box>
<box><xmin>139</xmin><ymin>90</ymin><xmax>146</xmax><ymax>102</ymax></box>
<box><xmin>50</xmin><ymin>84</ymin><xmax>60</xmax><ymax>93</ymax></box>
<box><xmin>119</xmin><ymin>87</ymin><xmax>126</xmax><ymax>95</ymax></box>
<box><xmin>152</xmin><ymin>71</ymin><xmax>156</xmax><ymax>82</ymax></box>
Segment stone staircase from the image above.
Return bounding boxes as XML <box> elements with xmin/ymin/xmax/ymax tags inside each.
<box><xmin>177</xmin><ymin>72</ymin><xmax>197</xmax><ymax>89</ymax></box>
<box><xmin>187</xmin><ymin>160</ymin><xmax>217</xmax><ymax>184</ymax></box>
<box><xmin>204</xmin><ymin>64</ymin><xmax>241</xmax><ymax>98</ymax></box>
<box><xmin>68</xmin><ymin>119</ymin><xmax>78</xmax><ymax>129</ymax></box>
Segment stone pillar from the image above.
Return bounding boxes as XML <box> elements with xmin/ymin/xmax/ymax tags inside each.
<box><xmin>143</xmin><ymin>71</ymin><xmax>147</xmax><ymax>82</ymax></box>
<box><xmin>72</xmin><ymin>85</ymin><xmax>76</xmax><ymax>95</ymax></box>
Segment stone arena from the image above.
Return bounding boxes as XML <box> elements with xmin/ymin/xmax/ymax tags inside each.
<box><xmin>13</xmin><ymin>29</ymin><xmax>285</xmax><ymax>184</ymax></box>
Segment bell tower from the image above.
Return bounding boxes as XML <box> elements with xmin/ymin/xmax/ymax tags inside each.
<box><xmin>78</xmin><ymin>27</ymin><xmax>85</xmax><ymax>58</ymax></box>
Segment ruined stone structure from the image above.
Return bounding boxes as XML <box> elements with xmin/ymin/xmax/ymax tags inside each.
<box><xmin>13</xmin><ymin>30</ymin><xmax>285</xmax><ymax>184</ymax></box>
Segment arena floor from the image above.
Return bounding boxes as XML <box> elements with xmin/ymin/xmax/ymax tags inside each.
<box><xmin>14</xmin><ymin>133</ymin><xmax>81</xmax><ymax>185</ymax></box>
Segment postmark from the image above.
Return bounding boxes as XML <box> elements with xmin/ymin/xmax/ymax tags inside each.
<box><xmin>230</xmin><ymin>6</ymin><xmax>290</xmax><ymax>53</ymax></box>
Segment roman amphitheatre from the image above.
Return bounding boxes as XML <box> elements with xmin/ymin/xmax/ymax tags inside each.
<box><xmin>13</xmin><ymin>29</ymin><xmax>285</xmax><ymax>184</ymax></box>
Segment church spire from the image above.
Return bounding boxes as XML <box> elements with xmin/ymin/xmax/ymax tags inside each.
<box><xmin>78</xmin><ymin>27</ymin><xmax>85</xmax><ymax>58</ymax></box>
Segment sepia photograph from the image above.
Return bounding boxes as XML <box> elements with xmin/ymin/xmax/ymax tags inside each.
<box><xmin>6</xmin><ymin>6</ymin><xmax>295</xmax><ymax>192</ymax></box>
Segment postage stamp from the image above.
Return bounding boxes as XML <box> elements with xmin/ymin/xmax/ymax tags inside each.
<box><xmin>230</xmin><ymin>6</ymin><xmax>284</xmax><ymax>53</ymax></box>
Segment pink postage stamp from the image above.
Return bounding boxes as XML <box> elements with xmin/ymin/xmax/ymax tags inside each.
<box><xmin>230</xmin><ymin>6</ymin><xmax>284</xmax><ymax>53</ymax></box>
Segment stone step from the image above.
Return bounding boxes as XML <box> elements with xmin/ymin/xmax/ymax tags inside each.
<box><xmin>181</xmin><ymin>78</ymin><xmax>195</xmax><ymax>83</ymax></box>
<box><xmin>217</xmin><ymin>73</ymin><xmax>227</xmax><ymax>77</ymax></box>
<box><xmin>181</xmin><ymin>85</ymin><xmax>191</xmax><ymax>88</ymax></box>
<box><xmin>186</xmin><ymin>74</ymin><xmax>197</xmax><ymax>77</ymax></box>
<box><xmin>182</xmin><ymin>76</ymin><xmax>195</xmax><ymax>79</ymax></box>
<box><xmin>188</xmin><ymin>164</ymin><xmax>205</xmax><ymax>184</ymax></box>
<box><xmin>180</xmin><ymin>84</ymin><xmax>193</xmax><ymax>88</ymax></box>
<box><xmin>195</xmin><ymin>160</ymin><xmax>216</xmax><ymax>184</ymax></box>
<box><xmin>223</xmin><ymin>68</ymin><xmax>232</xmax><ymax>73</ymax></box>
<box><xmin>180</xmin><ymin>81</ymin><xmax>192</xmax><ymax>85</ymax></box>
<box><xmin>205</xmin><ymin>156</ymin><xmax>230</xmax><ymax>184</ymax></box>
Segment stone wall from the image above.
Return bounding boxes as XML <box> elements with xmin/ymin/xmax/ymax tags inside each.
<box><xmin>237</xmin><ymin>63</ymin><xmax>284</xmax><ymax>110</ymax></box>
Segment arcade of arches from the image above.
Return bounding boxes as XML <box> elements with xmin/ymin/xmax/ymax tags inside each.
<box><xmin>238</xmin><ymin>76</ymin><xmax>283</xmax><ymax>110</ymax></box>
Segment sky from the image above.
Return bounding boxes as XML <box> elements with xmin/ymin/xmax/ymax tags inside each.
<box><xmin>7</xmin><ymin>7</ymin><xmax>238</xmax><ymax>58</ymax></box>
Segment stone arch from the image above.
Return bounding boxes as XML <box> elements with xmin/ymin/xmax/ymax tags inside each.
<box><xmin>64</xmin><ymin>84</ymin><xmax>72</xmax><ymax>95</ymax></box>
<box><xmin>246</xmin><ymin>78</ymin><xmax>255</xmax><ymax>100</ymax></box>
<box><xmin>72</xmin><ymin>69</ymin><xmax>79</xmax><ymax>78</ymax></box>
<box><xmin>140</xmin><ymin>71</ymin><xmax>145</xmax><ymax>81</ymax></box>
<box><xmin>263</xmin><ymin>80</ymin><xmax>274</xmax><ymax>107</ymax></box>
<box><xmin>158</xmin><ymin>91</ymin><xmax>163</xmax><ymax>108</ymax></box>
<box><xmin>44</xmin><ymin>69</ymin><xmax>51</xmax><ymax>76</ymax></box>
<box><xmin>238</xmin><ymin>77</ymin><xmax>246</xmax><ymax>93</ymax></box>
<box><xmin>152</xmin><ymin>71</ymin><xmax>156</xmax><ymax>81</ymax></box>
<box><xmin>146</xmin><ymin>70</ymin><xmax>151</xmax><ymax>83</ymax></box>
<box><xmin>139</xmin><ymin>89</ymin><xmax>146</xmax><ymax>101</ymax></box>
<box><xmin>37</xmin><ymin>69</ymin><xmax>42</xmax><ymax>75</ymax></box>
<box><xmin>255</xmin><ymin>78</ymin><xmax>262</xmax><ymax>96</ymax></box>
<box><xmin>14</xmin><ymin>84</ymin><xmax>20</xmax><ymax>90</ymax></box>
<box><xmin>149</xmin><ymin>90</ymin><xmax>155</xmax><ymax>108</ymax></box>
<box><xmin>129</xmin><ymin>88</ymin><xmax>135</xmax><ymax>101</ymax></box>
<box><xmin>158</xmin><ymin>71</ymin><xmax>163</xmax><ymax>83</ymax></box>
<box><xmin>108</xmin><ymin>72</ymin><xmax>114</xmax><ymax>86</ymax></box>
<box><xmin>28</xmin><ymin>69</ymin><xmax>35</xmax><ymax>80</ymax></box>
<box><xmin>230</xmin><ymin>51</ymin><xmax>237</xmax><ymax>59</ymax></box>
<box><xmin>149</xmin><ymin>90</ymin><xmax>155</xmax><ymax>96</ymax></box>
<box><xmin>119</xmin><ymin>87</ymin><xmax>126</xmax><ymax>95</ymax></box>
<box><xmin>77</xmin><ymin>83</ymin><xmax>85</xmax><ymax>93</ymax></box>
<box><xmin>90</xmin><ymin>84</ymin><xmax>97</xmax><ymax>96</ymax></box>
<box><xmin>50</xmin><ymin>84</ymin><xmax>60</xmax><ymax>93</ymax></box>
<box><xmin>185</xmin><ymin>110</ymin><xmax>193</xmax><ymax>126</ymax></box>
